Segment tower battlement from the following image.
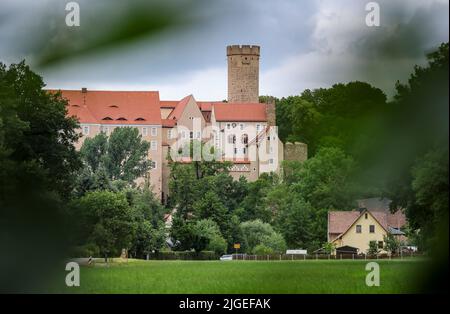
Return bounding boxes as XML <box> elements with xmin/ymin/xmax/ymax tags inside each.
<box><xmin>227</xmin><ymin>45</ymin><xmax>260</xmax><ymax>56</ymax></box>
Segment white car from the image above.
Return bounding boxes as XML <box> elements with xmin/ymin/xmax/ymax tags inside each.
<box><xmin>219</xmin><ymin>254</ymin><xmax>233</xmax><ymax>261</ymax></box>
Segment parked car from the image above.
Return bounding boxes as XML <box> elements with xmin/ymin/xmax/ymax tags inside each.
<box><xmin>219</xmin><ymin>254</ymin><xmax>233</xmax><ymax>261</ymax></box>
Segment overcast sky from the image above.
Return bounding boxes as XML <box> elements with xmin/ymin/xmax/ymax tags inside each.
<box><xmin>0</xmin><ymin>0</ymin><xmax>448</xmax><ymax>100</ymax></box>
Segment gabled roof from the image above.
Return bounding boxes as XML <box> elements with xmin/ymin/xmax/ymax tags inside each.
<box><xmin>329</xmin><ymin>209</ymin><xmax>389</xmax><ymax>243</ymax></box>
<box><xmin>49</xmin><ymin>89</ymin><xmax>162</xmax><ymax>125</ymax></box>
<box><xmin>213</xmin><ymin>103</ymin><xmax>267</xmax><ymax>122</ymax></box>
<box><xmin>167</xmin><ymin>95</ymin><xmax>193</xmax><ymax>121</ymax></box>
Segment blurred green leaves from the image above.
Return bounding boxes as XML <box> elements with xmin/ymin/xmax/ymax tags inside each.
<box><xmin>25</xmin><ymin>0</ymin><xmax>205</xmax><ymax>67</ymax></box>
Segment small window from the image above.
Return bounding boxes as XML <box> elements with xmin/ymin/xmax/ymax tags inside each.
<box><xmin>100</xmin><ymin>126</ymin><xmax>109</xmax><ymax>134</ymax></box>
<box><xmin>378</xmin><ymin>241</ymin><xmax>384</xmax><ymax>249</ymax></box>
<box><xmin>365</xmin><ymin>213</ymin><xmax>368</xmax><ymax>219</ymax></box>
<box><xmin>234</xmin><ymin>148</ymin><xmax>237</xmax><ymax>154</ymax></box>
<box><xmin>135</xmin><ymin>117</ymin><xmax>146</xmax><ymax>121</ymax></box>
<box><xmin>190</xmin><ymin>131</ymin><xmax>193</xmax><ymax>139</ymax></box>
<box><xmin>151</xmin><ymin>140</ymin><xmax>157</xmax><ymax>151</ymax></box>
<box><xmin>116</xmin><ymin>117</ymin><xmax>127</xmax><ymax>121</ymax></box>
<box><xmin>356</xmin><ymin>225</ymin><xmax>362</xmax><ymax>233</ymax></box>
<box><xmin>168</xmin><ymin>129</ymin><xmax>172</xmax><ymax>139</ymax></box>
<box><xmin>82</xmin><ymin>126</ymin><xmax>90</xmax><ymax>135</ymax></box>
<box><xmin>151</xmin><ymin>127</ymin><xmax>157</xmax><ymax>136</ymax></box>
<box><xmin>256</xmin><ymin>124</ymin><xmax>261</xmax><ymax>132</ymax></box>
<box><xmin>142</xmin><ymin>127</ymin><xmax>148</xmax><ymax>136</ymax></box>
<box><xmin>228</xmin><ymin>134</ymin><xmax>236</xmax><ymax>144</ymax></box>
<box><xmin>369</xmin><ymin>225</ymin><xmax>375</xmax><ymax>233</ymax></box>
<box><xmin>241</xmin><ymin>134</ymin><xmax>248</xmax><ymax>144</ymax></box>
<box><xmin>150</xmin><ymin>160</ymin><xmax>157</xmax><ymax>169</ymax></box>
<box><xmin>102</xmin><ymin>117</ymin><xmax>113</xmax><ymax>121</ymax></box>
<box><xmin>243</xmin><ymin>147</ymin><xmax>247</xmax><ymax>154</ymax></box>
<box><xmin>227</xmin><ymin>123</ymin><xmax>231</xmax><ymax>130</ymax></box>
<box><xmin>240</xmin><ymin>123</ymin><xmax>245</xmax><ymax>130</ymax></box>
<box><xmin>269</xmin><ymin>158</ymin><xmax>274</xmax><ymax>164</ymax></box>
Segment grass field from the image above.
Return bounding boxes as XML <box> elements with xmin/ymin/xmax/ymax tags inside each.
<box><xmin>62</xmin><ymin>259</ymin><xmax>425</xmax><ymax>294</ymax></box>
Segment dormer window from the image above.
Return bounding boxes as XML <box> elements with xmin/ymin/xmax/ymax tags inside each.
<box><xmin>109</xmin><ymin>105</ymin><xmax>119</xmax><ymax>108</ymax></box>
<box><xmin>102</xmin><ymin>117</ymin><xmax>113</xmax><ymax>121</ymax></box>
<box><xmin>135</xmin><ymin>117</ymin><xmax>146</xmax><ymax>121</ymax></box>
<box><xmin>72</xmin><ymin>104</ymin><xmax>80</xmax><ymax>107</ymax></box>
<box><xmin>116</xmin><ymin>117</ymin><xmax>127</xmax><ymax>121</ymax></box>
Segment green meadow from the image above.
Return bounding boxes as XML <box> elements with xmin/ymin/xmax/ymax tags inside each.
<box><xmin>62</xmin><ymin>259</ymin><xmax>424</xmax><ymax>294</ymax></box>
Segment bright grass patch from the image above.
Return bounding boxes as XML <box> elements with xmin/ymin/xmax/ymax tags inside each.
<box><xmin>60</xmin><ymin>259</ymin><xmax>424</xmax><ymax>294</ymax></box>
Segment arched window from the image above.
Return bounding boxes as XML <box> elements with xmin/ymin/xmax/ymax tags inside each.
<box><xmin>241</xmin><ymin>134</ymin><xmax>248</xmax><ymax>144</ymax></box>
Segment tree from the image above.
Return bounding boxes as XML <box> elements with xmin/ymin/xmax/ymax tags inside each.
<box><xmin>240</xmin><ymin>219</ymin><xmax>286</xmax><ymax>254</ymax></box>
<box><xmin>0</xmin><ymin>61</ymin><xmax>81</xmax><ymax>292</ymax></box>
<box><xmin>383</xmin><ymin>234</ymin><xmax>402</xmax><ymax>255</ymax></box>
<box><xmin>367</xmin><ymin>241</ymin><xmax>380</xmax><ymax>256</ymax></box>
<box><xmin>192</xmin><ymin>219</ymin><xmax>227</xmax><ymax>254</ymax></box>
<box><xmin>73</xmin><ymin>191</ymin><xmax>137</xmax><ymax>258</ymax></box>
<box><xmin>0</xmin><ymin>61</ymin><xmax>81</xmax><ymax>197</ymax></box>
<box><xmin>290</xmin><ymin>147</ymin><xmax>358</xmax><ymax>211</ymax></box>
<box><xmin>79</xmin><ymin>127</ymin><xmax>151</xmax><ymax>185</ymax></box>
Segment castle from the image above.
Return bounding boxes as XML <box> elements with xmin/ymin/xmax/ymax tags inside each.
<box><xmin>53</xmin><ymin>45</ymin><xmax>307</xmax><ymax>202</ymax></box>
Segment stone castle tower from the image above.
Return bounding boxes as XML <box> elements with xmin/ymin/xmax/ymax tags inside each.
<box><xmin>227</xmin><ymin>45</ymin><xmax>260</xmax><ymax>103</ymax></box>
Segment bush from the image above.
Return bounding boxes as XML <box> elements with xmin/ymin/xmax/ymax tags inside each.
<box><xmin>147</xmin><ymin>251</ymin><xmax>218</xmax><ymax>260</ymax></box>
<box><xmin>253</xmin><ymin>244</ymin><xmax>274</xmax><ymax>255</ymax></box>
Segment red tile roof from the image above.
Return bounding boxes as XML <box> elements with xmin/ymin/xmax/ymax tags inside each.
<box><xmin>213</xmin><ymin>103</ymin><xmax>267</xmax><ymax>122</ymax></box>
<box><xmin>50</xmin><ymin>89</ymin><xmax>162</xmax><ymax>125</ymax></box>
<box><xmin>162</xmin><ymin>119</ymin><xmax>176</xmax><ymax>128</ymax></box>
<box><xmin>160</xmin><ymin>100</ymin><xmax>179</xmax><ymax>108</ymax></box>
<box><xmin>328</xmin><ymin>209</ymin><xmax>407</xmax><ymax>242</ymax></box>
<box><xmin>167</xmin><ymin>95</ymin><xmax>192</xmax><ymax>121</ymax></box>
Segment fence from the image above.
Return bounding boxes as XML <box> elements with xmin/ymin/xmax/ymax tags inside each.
<box><xmin>231</xmin><ymin>252</ymin><xmax>423</xmax><ymax>261</ymax></box>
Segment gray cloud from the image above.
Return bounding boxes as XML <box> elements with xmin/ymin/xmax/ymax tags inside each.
<box><xmin>0</xmin><ymin>0</ymin><xmax>448</xmax><ymax>100</ymax></box>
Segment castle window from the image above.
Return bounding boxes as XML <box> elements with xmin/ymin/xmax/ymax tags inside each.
<box><xmin>100</xmin><ymin>126</ymin><xmax>109</xmax><ymax>134</ymax></box>
<box><xmin>369</xmin><ymin>225</ymin><xmax>375</xmax><ymax>233</ymax></box>
<box><xmin>142</xmin><ymin>127</ymin><xmax>148</xmax><ymax>136</ymax></box>
<box><xmin>151</xmin><ymin>140</ymin><xmax>157</xmax><ymax>151</ymax></box>
<box><xmin>151</xmin><ymin>127</ymin><xmax>157</xmax><ymax>136</ymax></box>
<box><xmin>241</xmin><ymin>134</ymin><xmax>248</xmax><ymax>144</ymax></box>
<box><xmin>356</xmin><ymin>225</ymin><xmax>362</xmax><ymax>233</ymax></box>
<box><xmin>228</xmin><ymin>134</ymin><xmax>236</xmax><ymax>144</ymax></box>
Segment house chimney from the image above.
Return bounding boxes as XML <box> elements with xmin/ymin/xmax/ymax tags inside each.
<box><xmin>81</xmin><ymin>87</ymin><xmax>87</xmax><ymax>93</ymax></box>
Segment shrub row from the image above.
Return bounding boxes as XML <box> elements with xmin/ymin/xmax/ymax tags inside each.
<box><xmin>147</xmin><ymin>251</ymin><xmax>219</xmax><ymax>260</ymax></box>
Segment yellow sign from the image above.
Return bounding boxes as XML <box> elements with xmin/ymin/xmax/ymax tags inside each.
<box><xmin>234</xmin><ymin>243</ymin><xmax>241</xmax><ymax>249</ymax></box>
